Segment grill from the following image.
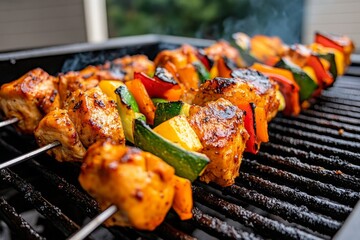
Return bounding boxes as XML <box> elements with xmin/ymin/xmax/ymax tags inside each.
<box><xmin>0</xmin><ymin>34</ymin><xmax>359</xmax><ymax>240</ymax></box>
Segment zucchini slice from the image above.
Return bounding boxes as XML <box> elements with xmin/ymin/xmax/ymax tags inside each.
<box><xmin>193</xmin><ymin>61</ymin><xmax>210</xmax><ymax>83</ymax></box>
<box><xmin>153</xmin><ymin>101</ymin><xmax>190</xmax><ymax>127</ymax></box>
<box><xmin>275</xmin><ymin>58</ymin><xmax>318</xmax><ymax>101</ymax></box>
<box><xmin>115</xmin><ymin>85</ymin><xmax>145</xmax><ymax>143</ymax></box>
<box><xmin>134</xmin><ymin>118</ymin><xmax>209</xmax><ymax>181</ymax></box>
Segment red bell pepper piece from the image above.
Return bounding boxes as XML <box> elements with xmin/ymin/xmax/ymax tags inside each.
<box><xmin>264</xmin><ymin>72</ymin><xmax>301</xmax><ymax>116</ymax></box>
<box><xmin>315</xmin><ymin>32</ymin><xmax>343</xmax><ymax>52</ymax></box>
<box><xmin>196</xmin><ymin>49</ymin><xmax>214</xmax><ymax>71</ymax></box>
<box><xmin>135</xmin><ymin>67</ymin><xmax>180</xmax><ymax>99</ymax></box>
<box><xmin>238</xmin><ymin>103</ymin><xmax>258</xmax><ymax>154</ymax></box>
<box><xmin>307</xmin><ymin>55</ymin><xmax>334</xmax><ymax>87</ymax></box>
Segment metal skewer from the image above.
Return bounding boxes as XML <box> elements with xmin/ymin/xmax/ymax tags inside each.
<box><xmin>0</xmin><ymin>141</ymin><xmax>61</xmax><ymax>170</ymax></box>
<box><xmin>67</xmin><ymin>205</ymin><xmax>118</xmax><ymax>240</ymax></box>
<box><xmin>0</xmin><ymin>117</ymin><xmax>19</xmax><ymax>128</ymax></box>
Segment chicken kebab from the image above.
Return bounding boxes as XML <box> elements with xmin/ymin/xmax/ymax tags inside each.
<box><xmin>0</xmin><ymin>44</ymin><xmax>281</xmax><ymax>231</ymax></box>
<box><xmin>0</xmin><ymin>62</ymin><xmax>196</xmax><ymax>231</ymax></box>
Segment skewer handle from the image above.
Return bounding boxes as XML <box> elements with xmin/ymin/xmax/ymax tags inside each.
<box><xmin>67</xmin><ymin>205</ymin><xmax>118</xmax><ymax>240</ymax></box>
<box><xmin>0</xmin><ymin>141</ymin><xmax>61</xmax><ymax>170</ymax></box>
<box><xmin>0</xmin><ymin>118</ymin><xmax>18</xmax><ymax>128</ymax></box>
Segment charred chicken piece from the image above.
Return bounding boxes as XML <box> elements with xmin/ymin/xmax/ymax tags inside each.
<box><xmin>193</xmin><ymin>74</ymin><xmax>279</xmax><ymax>122</ymax></box>
<box><xmin>193</xmin><ymin>77</ymin><xmax>264</xmax><ymax>108</ymax></box>
<box><xmin>231</xmin><ymin>69</ymin><xmax>279</xmax><ymax>121</ymax></box>
<box><xmin>34</xmin><ymin>109</ymin><xmax>86</xmax><ymax>162</ymax></box>
<box><xmin>0</xmin><ymin>68</ymin><xmax>60</xmax><ymax>134</ymax></box>
<box><xmin>64</xmin><ymin>87</ymin><xmax>125</xmax><ymax>148</ymax></box>
<box><xmin>188</xmin><ymin>98</ymin><xmax>249</xmax><ymax>186</ymax></box>
<box><xmin>79</xmin><ymin>140</ymin><xmax>175</xmax><ymax>230</ymax></box>
<box><xmin>58</xmin><ymin>65</ymin><xmax>115</xmax><ymax>104</ymax></box>
<box><xmin>154</xmin><ymin>45</ymin><xmax>203</xmax><ymax>103</ymax></box>
<box><xmin>107</xmin><ymin>55</ymin><xmax>155</xmax><ymax>81</ymax></box>
<box><xmin>204</xmin><ymin>40</ymin><xmax>246</xmax><ymax>69</ymax></box>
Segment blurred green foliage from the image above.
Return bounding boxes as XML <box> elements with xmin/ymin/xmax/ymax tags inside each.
<box><xmin>107</xmin><ymin>0</ymin><xmax>249</xmax><ymax>39</ymax></box>
<box><xmin>106</xmin><ymin>0</ymin><xmax>303</xmax><ymax>43</ymax></box>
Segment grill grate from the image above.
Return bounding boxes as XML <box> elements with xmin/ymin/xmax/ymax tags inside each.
<box><xmin>0</xmin><ymin>39</ymin><xmax>360</xmax><ymax>239</ymax></box>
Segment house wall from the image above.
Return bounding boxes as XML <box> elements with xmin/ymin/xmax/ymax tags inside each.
<box><xmin>303</xmin><ymin>0</ymin><xmax>359</xmax><ymax>50</ymax></box>
<box><xmin>0</xmin><ymin>0</ymin><xmax>87</xmax><ymax>52</ymax></box>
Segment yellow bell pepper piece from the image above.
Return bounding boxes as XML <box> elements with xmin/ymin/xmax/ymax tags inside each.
<box><xmin>153</xmin><ymin>116</ymin><xmax>203</xmax><ymax>152</ymax></box>
<box><xmin>309</xmin><ymin>43</ymin><xmax>345</xmax><ymax>76</ymax></box>
<box><xmin>303</xmin><ymin>66</ymin><xmax>318</xmax><ymax>84</ymax></box>
<box><xmin>276</xmin><ymin>90</ymin><xmax>286</xmax><ymax>112</ymax></box>
<box><xmin>98</xmin><ymin>80</ymin><xmax>124</xmax><ymax>101</ymax></box>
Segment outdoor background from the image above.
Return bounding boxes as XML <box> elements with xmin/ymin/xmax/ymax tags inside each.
<box><xmin>106</xmin><ymin>0</ymin><xmax>303</xmax><ymax>44</ymax></box>
<box><xmin>0</xmin><ymin>0</ymin><xmax>358</xmax><ymax>52</ymax></box>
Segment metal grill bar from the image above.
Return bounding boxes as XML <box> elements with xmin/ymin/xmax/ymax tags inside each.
<box><xmin>237</xmin><ymin>173</ymin><xmax>352</xmax><ymax>221</ymax></box>
<box><xmin>311</xmin><ymin>105</ymin><xmax>360</xmax><ymax>119</ymax></box>
<box><xmin>325</xmin><ymin>88</ymin><xmax>360</xmax><ymax>96</ymax></box>
<box><xmin>301</xmin><ymin>109</ymin><xmax>360</xmax><ymax>126</ymax></box>
<box><xmin>321</xmin><ymin>91</ymin><xmax>360</xmax><ymax>102</ymax></box>
<box><xmin>0</xmin><ymin>169</ymin><xmax>80</xmax><ymax>237</ymax></box>
<box><xmin>269</xmin><ymin>124</ymin><xmax>360</xmax><ymax>152</ymax></box>
<box><xmin>247</xmin><ymin>152</ymin><xmax>360</xmax><ymax>191</ymax></box>
<box><xmin>272</xmin><ymin>118</ymin><xmax>360</xmax><ymax>142</ymax></box>
<box><xmin>155</xmin><ymin>223</ymin><xmax>197</xmax><ymax>240</ymax></box>
<box><xmin>281</xmin><ymin>114</ymin><xmax>360</xmax><ymax>134</ymax></box>
<box><xmin>0</xmin><ymin>197</ymin><xmax>45</xmax><ymax>240</ymax></box>
<box><xmin>269</xmin><ymin>133</ymin><xmax>360</xmax><ymax>164</ymax></box>
<box><xmin>242</xmin><ymin>159</ymin><xmax>360</xmax><ymax>206</ymax></box>
<box><xmin>314</xmin><ymin>102</ymin><xmax>360</xmax><ymax>114</ymax></box>
<box><xmin>332</xmin><ymin>83</ymin><xmax>360</xmax><ymax>91</ymax></box>
<box><xmin>218</xmin><ymin>184</ymin><xmax>341</xmax><ymax>236</ymax></box>
<box><xmin>317</xmin><ymin>96</ymin><xmax>360</xmax><ymax>108</ymax></box>
<box><xmin>191</xmin><ymin>207</ymin><xmax>261</xmax><ymax>240</ymax></box>
<box><xmin>262</xmin><ymin>142</ymin><xmax>360</xmax><ymax>177</ymax></box>
<box><xmin>192</xmin><ymin>185</ymin><xmax>322</xmax><ymax>240</ymax></box>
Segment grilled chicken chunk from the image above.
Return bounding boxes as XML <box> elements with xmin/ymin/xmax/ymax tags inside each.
<box><xmin>231</xmin><ymin>69</ymin><xmax>279</xmax><ymax>121</ymax></box>
<box><xmin>193</xmin><ymin>74</ymin><xmax>279</xmax><ymax>121</ymax></box>
<box><xmin>0</xmin><ymin>68</ymin><xmax>60</xmax><ymax>134</ymax></box>
<box><xmin>154</xmin><ymin>45</ymin><xmax>202</xmax><ymax>103</ymax></box>
<box><xmin>193</xmin><ymin>77</ymin><xmax>263</xmax><ymax>107</ymax></box>
<box><xmin>34</xmin><ymin>109</ymin><xmax>86</xmax><ymax>162</ymax></box>
<box><xmin>107</xmin><ymin>55</ymin><xmax>155</xmax><ymax>81</ymax></box>
<box><xmin>204</xmin><ymin>40</ymin><xmax>246</xmax><ymax>68</ymax></box>
<box><xmin>58</xmin><ymin>66</ymin><xmax>114</xmax><ymax>105</ymax></box>
<box><xmin>188</xmin><ymin>98</ymin><xmax>249</xmax><ymax>186</ymax></box>
<box><xmin>79</xmin><ymin>140</ymin><xmax>175</xmax><ymax>230</ymax></box>
<box><xmin>65</xmin><ymin>87</ymin><xmax>125</xmax><ymax>147</ymax></box>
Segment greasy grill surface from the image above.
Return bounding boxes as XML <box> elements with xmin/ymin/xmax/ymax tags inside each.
<box><xmin>1</xmin><ymin>46</ymin><xmax>360</xmax><ymax>239</ymax></box>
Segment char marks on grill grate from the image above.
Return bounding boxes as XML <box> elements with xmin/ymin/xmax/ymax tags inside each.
<box><xmin>1</xmin><ymin>44</ymin><xmax>360</xmax><ymax>239</ymax></box>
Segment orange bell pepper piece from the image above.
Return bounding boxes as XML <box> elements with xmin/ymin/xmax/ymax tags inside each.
<box><xmin>172</xmin><ymin>176</ymin><xmax>193</xmax><ymax>220</ymax></box>
<box><xmin>125</xmin><ymin>79</ymin><xmax>156</xmax><ymax>125</ymax></box>
<box><xmin>254</xmin><ymin>106</ymin><xmax>269</xmax><ymax>143</ymax></box>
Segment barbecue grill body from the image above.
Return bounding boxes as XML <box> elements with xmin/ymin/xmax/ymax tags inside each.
<box><xmin>0</xmin><ymin>34</ymin><xmax>359</xmax><ymax>240</ymax></box>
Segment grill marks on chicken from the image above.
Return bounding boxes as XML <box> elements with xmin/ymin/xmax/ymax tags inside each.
<box><xmin>0</xmin><ymin>68</ymin><xmax>60</xmax><ymax>134</ymax></box>
<box><xmin>193</xmin><ymin>73</ymin><xmax>279</xmax><ymax>121</ymax></box>
<box><xmin>65</xmin><ymin>87</ymin><xmax>125</xmax><ymax>147</ymax></box>
<box><xmin>188</xmin><ymin>98</ymin><xmax>249</xmax><ymax>186</ymax></box>
<box><xmin>34</xmin><ymin>109</ymin><xmax>86</xmax><ymax>162</ymax></box>
<box><xmin>194</xmin><ymin>77</ymin><xmax>262</xmax><ymax>107</ymax></box>
<box><xmin>58</xmin><ymin>66</ymin><xmax>114</xmax><ymax>105</ymax></box>
<box><xmin>108</xmin><ymin>55</ymin><xmax>155</xmax><ymax>82</ymax></box>
<box><xmin>79</xmin><ymin>140</ymin><xmax>175</xmax><ymax>230</ymax></box>
<box><xmin>231</xmin><ymin>69</ymin><xmax>280</xmax><ymax>121</ymax></box>
<box><xmin>34</xmin><ymin>87</ymin><xmax>125</xmax><ymax>162</ymax></box>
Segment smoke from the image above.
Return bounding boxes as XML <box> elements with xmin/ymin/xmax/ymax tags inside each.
<box><xmin>221</xmin><ymin>0</ymin><xmax>304</xmax><ymax>44</ymax></box>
